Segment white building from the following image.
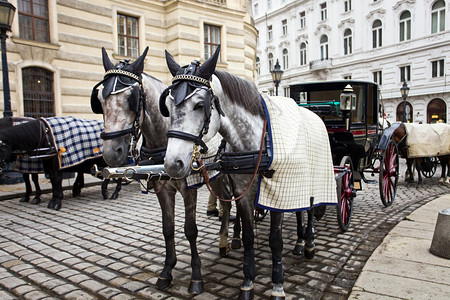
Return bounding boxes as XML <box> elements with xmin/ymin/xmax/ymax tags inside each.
<box><xmin>251</xmin><ymin>0</ymin><xmax>450</xmax><ymax>124</ymax></box>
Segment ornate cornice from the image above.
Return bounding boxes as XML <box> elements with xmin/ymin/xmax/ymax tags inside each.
<box><xmin>338</xmin><ymin>18</ymin><xmax>355</xmax><ymax>29</ymax></box>
<box><xmin>314</xmin><ymin>24</ymin><xmax>332</xmax><ymax>35</ymax></box>
<box><xmin>393</xmin><ymin>0</ymin><xmax>416</xmax><ymax>10</ymax></box>
<box><xmin>295</xmin><ymin>34</ymin><xmax>308</xmax><ymax>43</ymax></box>
<box><xmin>366</xmin><ymin>8</ymin><xmax>387</xmax><ymax>20</ymax></box>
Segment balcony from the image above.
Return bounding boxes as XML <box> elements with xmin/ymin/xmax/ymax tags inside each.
<box><xmin>310</xmin><ymin>58</ymin><xmax>333</xmax><ymax>70</ymax></box>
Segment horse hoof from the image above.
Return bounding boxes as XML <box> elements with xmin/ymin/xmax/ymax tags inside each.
<box><xmin>188</xmin><ymin>280</ymin><xmax>203</xmax><ymax>294</ymax></box>
<box><xmin>271</xmin><ymin>296</ymin><xmax>285</xmax><ymax>300</ymax></box>
<box><xmin>304</xmin><ymin>247</ymin><xmax>315</xmax><ymax>259</ymax></box>
<box><xmin>53</xmin><ymin>203</ymin><xmax>62</xmax><ymax>210</ymax></box>
<box><xmin>20</xmin><ymin>196</ymin><xmax>30</xmax><ymax>203</ymax></box>
<box><xmin>292</xmin><ymin>244</ymin><xmax>303</xmax><ymax>256</ymax></box>
<box><xmin>111</xmin><ymin>192</ymin><xmax>119</xmax><ymax>200</ymax></box>
<box><xmin>47</xmin><ymin>201</ymin><xmax>54</xmax><ymax>209</ymax></box>
<box><xmin>72</xmin><ymin>190</ymin><xmax>81</xmax><ymax>197</ymax></box>
<box><xmin>238</xmin><ymin>289</ymin><xmax>253</xmax><ymax>300</ymax></box>
<box><xmin>155</xmin><ymin>277</ymin><xmax>172</xmax><ymax>291</ymax></box>
<box><xmin>231</xmin><ymin>238</ymin><xmax>241</xmax><ymax>249</ymax></box>
<box><xmin>102</xmin><ymin>193</ymin><xmax>108</xmax><ymax>200</ymax></box>
<box><xmin>32</xmin><ymin>197</ymin><xmax>41</xmax><ymax>205</ymax></box>
<box><xmin>219</xmin><ymin>246</ymin><xmax>230</xmax><ymax>257</ymax></box>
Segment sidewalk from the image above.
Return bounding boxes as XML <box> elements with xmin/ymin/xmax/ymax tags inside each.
<box><xmin>348</xmin><ymin>193</ymin><xmax>450</xmax><ymax>300</ymax></box>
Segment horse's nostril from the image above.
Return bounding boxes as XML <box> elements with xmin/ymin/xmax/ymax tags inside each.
<box><xmin>175</xmin><ymin>159</ymin><xmax>184</xmax><ymax>170</ymax></box>
<box><xmin>116</xmin><ymin>147</ymin><xmax>123</xmax><ymax>157</ymax></box>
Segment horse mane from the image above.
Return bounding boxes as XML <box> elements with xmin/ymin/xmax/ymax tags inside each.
<box><xmin>214</xmin><ymin>71</ymin><xmax>265</xmax><ymax>117</ymax></box>
<box><xmin>0</xmin><ymin>119</ymin><xmax>43</xmax><ymax>150</ymax></box>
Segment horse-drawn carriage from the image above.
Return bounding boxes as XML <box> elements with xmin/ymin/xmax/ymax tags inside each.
<box><xmin>290</xmin><ymin>80</ymin><xmax>399</xmax><ymax>231</ymax></box>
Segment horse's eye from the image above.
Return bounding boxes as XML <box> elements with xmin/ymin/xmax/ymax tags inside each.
<box><xmin>194</xmin><ymin>102</ymin><xmax>204</xmax><ymax>111</ymax></box>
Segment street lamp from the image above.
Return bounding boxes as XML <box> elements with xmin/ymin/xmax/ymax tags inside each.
<box><xmin>400</xmin><ymin>81</ymin><xmax>410</xmax><ymax>123</ymax></box>
<box><xmin>270</xmin><ymin>59</ymin><xmax>283</xmax><ymax>96</ymax></box>
<box><xmin>0</xmin><ymin>0</ymin><xmax>15</xmax><ymax>117</ymax></box>
<box><xmin>340</xmin><ymin>84</ymin><xmax>356</xmax><ymax>131</ymax></box>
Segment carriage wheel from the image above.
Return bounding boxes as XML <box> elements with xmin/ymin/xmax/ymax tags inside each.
<box><xmin>420</xmin><ymin>156</ymin><xmax>438</xmax><ymax>178</ymax></box>
<box><xmin>336</xmin><ymin>156</ymin><xmax>355</xmax><ymax>232</ymax></box>
<box><xmin>379</xmin><ymin>140</ymin><xmax>399</xmax><ymax>207</ymax></box>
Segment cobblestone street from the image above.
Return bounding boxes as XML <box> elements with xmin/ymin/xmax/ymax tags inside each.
<box><xmin>0</xmin><ymin>164</ymin><xmax>449</xmax><ymax>300</ymax></box>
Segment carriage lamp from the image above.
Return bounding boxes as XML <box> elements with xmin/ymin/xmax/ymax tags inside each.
<box><xmin>340</xmin><ymin>84</ymin><xmax>356</xmax><ymax>130</ymax></box>
<box><xmin>400</xmin><ymin>81</ymin><xmax>409</xmax><ymax>123</ymax></box>
<box><xmin>271</xmin><ymin>59</ymin><xmax>284</xmax><ymax>96</ymax></box>
<box><xmin>0</xmin><ymin>0</ymin><xmax>15</xmax><ymax>117</ymax></box>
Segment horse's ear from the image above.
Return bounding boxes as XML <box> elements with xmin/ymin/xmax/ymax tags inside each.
<box><xmin>130</xmin><ymin>46</ymin><xmax>149</xmax><ymax>75</ymax></box>
<box><xmin>102</xmin><ymin>47</ymin><xmax>114</xmax><ymax>71</ymax></box>
<box><xmin>198</xmin><ymin>45</ymin><xmax>220</xmax><ymax>79</ymax></box>
<box><xmin>165</xmin><ymin>50</ymin><xmax>180</xmax><ymax>77</ymax></box>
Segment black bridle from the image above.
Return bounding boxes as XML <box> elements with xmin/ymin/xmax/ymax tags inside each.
<box><xmin>160</xmin><ymin>73</ymin><xmax>225</xmax><ymax>154</ymax></box>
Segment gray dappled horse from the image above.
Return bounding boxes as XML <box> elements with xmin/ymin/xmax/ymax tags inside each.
<box><xmin>160</xmin><ymin>46</ymin><xmax>319</xmax><ymax>300</ymax></box>
<box><xmin>90</xmin><ymin>47</ymin><xmax>237</xmax><ymax>294</ymax></box>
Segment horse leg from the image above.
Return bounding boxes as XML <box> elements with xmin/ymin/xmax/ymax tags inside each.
<box><xmin>111</xmin><ymin>178</ymin><xmax>122</xmax><ymax>199</ymax></box>
<box><xmin>44</xmin><ymin>158</ymin><xmax>63</xmax><ymax>210</ymax></box>
<box><xmin>236</xmin><ymin>197</ymin><xmax>256</xmax><ymax>300</ymax></box>
<box><xmin>292</xmin><ymin>211</ymin><xmax>305</xmax><ymax>255</ymax></box>
<box><xmin>101</xmin><ymin>179</ymin><xmax>109</xmax><ymax>199</ymax></box>
<box><xmin>218</xmin><ymin>200</ymin><xmax>232</xmax><ymax>257</ymax></box>
<box><xmin>31</xmin><ymin>173</ymin><xmax>41</xmax><ymax>204</ymax></box>
<box><xmin>231</xmin><ymin>208</ymin><xmax>242</xmax><ymax>249</ymax></box>
<box><xmin>20</xmin><ymin>173</ymin><xmax>31</xmax><ymax>203</ymax></box>
<box><xmin>72</xmin><ymin>172</ymin><xmax>84</xmax><ymax>197</ymax></box>
<box><xmin>406</xmin><ymin>158</ymin><xmax>414</xmax><ymax>183</ymax></box>
<box><xmin>415</xmin><ymin>158</ymin><xmax>423</xmax><ymax>185</ymax></box>
<box><xmin>304</xmin><ymin>199</ymin><xmax>316</xmax><ymax>259</ymax></box>
<box><xmin>154</xmin><ymin>182</ymin><xmax>177</xmax><ymax>291</ymax></box>
<box><xmin>180</xmin><ymin>186</ymin><xmax>203</xmax><ymax>294</ymax></box>
<box><xmin>270</xmin><ymin>211</ymin><xmax>286</xmax><ymax>300</ymax></box>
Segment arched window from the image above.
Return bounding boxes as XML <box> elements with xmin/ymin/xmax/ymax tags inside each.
<box><xmin>372</xmin><ymin>19</ymin><xmax>382</xmax><ymax>48</ymax></box>
<box><xmin>427</xmin><ymin>98</ymin><xmax>447</xmax><ymax>123</ymax></box>
<box><xmin>268</xmin><ymin>53</ymin><xmax>273</xmax><ymax>72</ymax></box>
<box><xmin>282</xmin><ymin>48</ymin><xmax>289</xmax><ymax>69</ymax></box>
<box><xmin>256</xmin><ymin>57</ymin><xmax>260</xmax><ymax>75</ymax></box>
<box><xmin>300</xmin><ymin>42</ymin><xmax>307</xmax><ymax>66</ymax></box>
<box><xmin>396</xmin><ymin>101</ymin><xmax>413</xmax><ymax>123</ymax></box>
<box><xmin>431</xmin><ymin>0</ymin><xmax>446</xmax><ymax>33</ymax></box>
<box><xmin>22</xmin><ymin>67</ymin><xmax>55</xmax><ymax>118</ymax></box>
<box><xmin>343</xmin><ymin>29</ymin><xmax>352</xmax><ymax>55</ymax></box>
<box><xmin>320</xmin><ymin>35</ymin><xmax>329</xmax><ymax>60</ymax></box>
<box><xmin>399</xmin><ymin>11</ymin><xmax>411</xmax><ymax>41</ymax></box>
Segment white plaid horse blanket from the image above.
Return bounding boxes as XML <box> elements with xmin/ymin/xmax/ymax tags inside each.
<box><xmin>404</xmin><ymin>123</ymin><xmax>450</xmax><ymax>158</ymax></box>
<box><xmin>15</xmin><ymin>117</ymin><xmax>103</xmax><ymax>172</ymax></box>
<box><xmin>256</xmin><ymin>94</ymin><xmax>337</xmax><ymax>211</ymax></box>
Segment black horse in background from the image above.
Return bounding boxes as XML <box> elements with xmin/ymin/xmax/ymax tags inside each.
<box><xmin>0</xmin><ymin>116</ymin><xmax>43</xmax><ymax>203</ymax></box>
<box><xmin>0</xmin><ymin>118</ymin><xmax>122</xmax><ymax>209</ymax></box>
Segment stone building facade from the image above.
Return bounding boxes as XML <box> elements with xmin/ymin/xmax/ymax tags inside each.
<box><xmin>0</xmin><ymin>0</ymin><xmax>257</xmax><ymax>119</ymax></box>
<box><xmin>252</xmin><ymin>0</ymin><xmax>449</xmax><ymax>124</ymax></box>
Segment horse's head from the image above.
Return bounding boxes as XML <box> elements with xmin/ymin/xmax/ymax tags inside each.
<box><xmin>160</xmin><ymin>46</ymin><xmax>223</xmax><ymax>178</ymax></box>
<box><xmin>91</xmin><ymin>47</ymin><xmax>148</xmax><ymax>166</ymax></box>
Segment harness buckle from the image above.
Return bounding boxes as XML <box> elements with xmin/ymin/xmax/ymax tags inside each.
<box><xmin>190</xmin><ymin>144</ymin><xmax>203</xmax><ymax>171</ymax></box>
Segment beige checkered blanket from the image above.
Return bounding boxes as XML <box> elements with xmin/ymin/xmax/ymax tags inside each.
<box><xmin>405</xmin><ymin>123</ymin><xmax>450</xmax><ymax>158</ymax></box>
<box><xmin>256</xmin><ymin>94</ymin><xmax>337</xmax><ymax>211</ymax></box>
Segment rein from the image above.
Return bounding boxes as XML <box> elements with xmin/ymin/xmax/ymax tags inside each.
<box><xmin>196</xmin><ymin>117</ymin><xmax>268</xmax><ymax>202</ymax></box>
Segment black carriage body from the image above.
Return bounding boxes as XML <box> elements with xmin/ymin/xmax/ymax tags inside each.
<box><xmin>290</xmin><ymin>80</ymin><xmax>380</xmax><ymax>187</ymax></box>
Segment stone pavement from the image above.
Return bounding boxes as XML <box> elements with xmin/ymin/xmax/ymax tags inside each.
<box><xmin>0</xmin><ymin>166</ymin><xmax>449</xmax><ymax>299</ymax></box>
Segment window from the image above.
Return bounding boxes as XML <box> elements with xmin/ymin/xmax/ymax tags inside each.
<box><xmin>282</xmin><ymin>48</ymin><xmax>289</xmax><ymax>69</ymax></box>
<box><xmin>400</xmin><ymin>65</ymin><xmax>411</xmax><ymax>82</ymax></box>
<box><xmin>267</xmin><ymin>0</ymin><xmax>272</xmax><ymax>10</ymax></box>
<box><xmin>256</xmin><ymin>57</ymin><xmax>260</xmax><ymax>75</ymax></box>
<box><xmin>343</xmin><ymin>29</ymin><xmax>352</xmax><ymax>55</ymax></box>
<box><xmin>432</xmin><ymin>59</ymin><xmax>445</xmax><ymax>77</ymax></box>
<box><xmin>399</xmin><ymin>11</ymin><xmax>411</xmax><ymax>41</ymax></box>
<box><xmin>300</xmin><ymin>11</ymin><xmax>306</xmax><ymax>28</ymax></box>
<box><xmin>282</xmin><ymin>19</ymin><xmax>288</xmax><ymax>35</ymax></box>
<box><xmin>283</xmin><ymin>87</ymin><xmax>290</xmax><ymax>97</ymax></box>
<box><xmin>320</xmin><ymin>35</ymin><xmax>329</xmax><ymax>60</ymax></box>
<box><xmin>254</xmin><ymin>3</ymin><xmax>258</xmax><ymax>15</ymax></box>
<box><xmin>268</xmin><ymin>25</ymin><xmax>273</xmax><ymax>40</ymax></box>
<box><xmin>320</xmin><ymin>2</ymin><xmax>327</xmax><ymax>21</ymax></box>
<box><xmin>373</xmin><ymin>70</ymin><xmax>382</xmax><ymax>85</ymax></box>
<box><xmin>372</xmin><ymin>20</ymin><xmax>382</xmax><ymax>48</ymax></box>
<box><xmin>427</xmin><ymin>98</ymin><xmax>447</xmax><ymax>123</ymax></box>
<box><xmin>431</xmin><ymin>0</ymin><xmax>446</xmax><ymax>33</ymax></box>
<box><xmin>343</xmin><ymin>75</ymin><xmax>352</xmax><ymax>80</ymax></box>
<box><xmin>300</xmin><ymin>42</ymin><xmax>307</xmax><ymax>66</ymax></box>
<box><xmin>344</xmin><ymin>0</ymin><xmax>352</xmax><ymax>12</ymax></box>
<box><xmin>396</xmin><ymin>101</ymin><xmax>413</xmax><ymax>123</ymax></box>
<box><xmin>118</xmin><ymin>14</ymin><xmax>139</xmax><ymax>58</ymax></box>
<box><xmin>22</xmin><ymin>67</ymin><xmax>55</xmax><ymax>118</ymax></box>
<box><xmin>268</xmin><ymin>53</ymin><xmax>274</xmax><ymax>72</ymax></box>
<box><xmin>204</xmin><ymin>24</ymin><xmax>221</xmax><ymax>61</ymax></box>
<box><xmin>18</xmin><ymin>0</ymin><xmax>50</xmax><ymax>43</ymax></box>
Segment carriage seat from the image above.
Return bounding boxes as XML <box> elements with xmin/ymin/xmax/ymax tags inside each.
<box><xmin>329</xmin><ymin>131</ymin><xmax>365</xmax><ymax>166</ymax></box>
